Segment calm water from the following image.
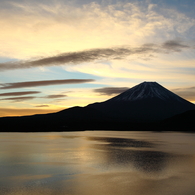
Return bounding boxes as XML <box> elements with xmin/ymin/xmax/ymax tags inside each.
<box><xmin>1</xmin><ymin>131</ymin><xmax>195</xmax><ymax>195</ymax></box>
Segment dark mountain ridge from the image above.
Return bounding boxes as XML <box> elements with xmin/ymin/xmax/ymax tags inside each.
<box><xmin>87</xmin><ymin>82</ymin><xmax>195</xmax><ymax>122</ymax></box>
<box><xmin>158</xmin><ymin>110</ymin><xmax>195</xmax><ymax>131</ymax></box>
<box><xmin>0</xmin><ymin>81</ymin><xmax>195</xmax><ymax>131</ymax></box>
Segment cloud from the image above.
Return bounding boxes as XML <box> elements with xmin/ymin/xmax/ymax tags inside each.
<box><xmin>44</xmin><ymin>94</ymin><xmax>67</xmax><ymax>99</ymax></box>
<box><xmin>0</xmin><ymin>1</ymin><xmax>194</xmax><ymax>60</ymax></box>
<box><xmin>0</xmin><ymin>79</ymin><xmax>95</xmax><ymax>89</ymax></box>
<box><xmin>94</xmin><ymin>87</ymin><xmax>129</xmax><ymax>96</ymax></box>
<box><xmin>173</xmin><ymin>86</ymin><xmax>195</xmax><ymax>101</ymax></box>
<box><xmin>0</xmin><ymin>91</ymin><xmax>40</xmax><ymax>96</ymax></box>
<box><xmin>0</xmin><ymin>40</ymin><xmax>192</xmax><ymax>71</ymax></box>
<box><xmin>162</xmin><ymin>40</ymin><xmax>190</xmax><ymax>52</ymax></box>
<box><xmin>1</xmin><ymin>96</ymin><xmax>36</xmax><ymax>102</ymax></box>
<box><xmin>35</xmin><ymin>105</ymin><xmax>49</xmax><ymax>107</ymax></box>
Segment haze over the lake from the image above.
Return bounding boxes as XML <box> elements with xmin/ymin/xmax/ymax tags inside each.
<box><xmin>0</xmin><ymin>0</ymin><xmax>195</xmax><ymax>117</ymax></box>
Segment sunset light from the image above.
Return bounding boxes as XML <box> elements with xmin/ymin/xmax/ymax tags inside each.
<box><xmin>0</xmin><ymin>0</ymin><xmax>195</xmax><ymax>116</ymax></box>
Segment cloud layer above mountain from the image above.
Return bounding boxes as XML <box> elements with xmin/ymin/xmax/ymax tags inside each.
<box><xmin>0</xmin><ymin>40</ymin><xmax>192</xmax><ymax>71</ymax></box>
<box><xmin>0</xmin><ymin>91</ymin><xmax>40</xmax><ymax>96</ymax></box>
<box><xmin>94</xmin><ymin>87</ymin><xmax>129</xmax><ymax>96</ymax></box>
<box><xmin>0</xmin><ymin>79</ymin><xmax>95</xmax><ymax>89</ymax></box>
<box><xmin>0</xmin><ymin>1</ymin><xmax>194</xmax><ymax>60</ymax></box>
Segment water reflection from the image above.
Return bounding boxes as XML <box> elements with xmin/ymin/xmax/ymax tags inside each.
<box><xmin>86</xmin><ymin>136</ymin><xmax>155</xmax><ymax>148</ymax></box>
<box><xmin>85</xmin><ymin>136</ymin><xmax>175</xmax><ymax>173</ymax></box>
<box><xmin>131</xmin><ymin>150</ymin><xmax>171</xmax><ymax>173</ymax></box>
<box><xmin>0</xmin><ymin>131</ymin><xmax>195</xmax><ymax>195</ymax></box>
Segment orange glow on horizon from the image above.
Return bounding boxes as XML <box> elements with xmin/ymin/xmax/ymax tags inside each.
<box><xmin>0</xmin><ymin>108</ymin><xmax>64</xmax><ymax>117</ymax></box>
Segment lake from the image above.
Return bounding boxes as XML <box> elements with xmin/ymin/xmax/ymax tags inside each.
<box><xmin>0</xmin><ymin>131</ymin><xmax>195</xmax><ymax>195</ymax></box>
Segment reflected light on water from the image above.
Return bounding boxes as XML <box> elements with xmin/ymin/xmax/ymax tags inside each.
<box><xmin>0</xmin><ymin>131</ymin><xmax>195</xmax><ymax>195</ymax></box>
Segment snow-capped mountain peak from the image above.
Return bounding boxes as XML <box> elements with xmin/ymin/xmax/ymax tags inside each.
<box><xmin>108</xmin><ymin>81</ymin><xmax>184</xmax><ymax>102</ymax></box>
<box><xmin>87</xmin><ymin>81</ymin><xmax>195</xmax><ymax>122</ymax></box>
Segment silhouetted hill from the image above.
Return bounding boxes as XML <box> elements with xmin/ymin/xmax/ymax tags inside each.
<box><xmin>158</xmin><ymin>110</ymin><xmax>195</xmax><ymax>131</ymax></box>
<box><xmin>0</xmin><ymin>106</ymin><xmax>111</xmax><ymax>131</ymax></box>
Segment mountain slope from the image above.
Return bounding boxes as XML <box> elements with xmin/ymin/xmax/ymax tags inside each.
<box><xmin>0</xmin><ymin>106</ymin><xmax>109</xmax><ymax>131</ymax></box>
<box><xmin>87</xmin><ymin>82</ymin><xmax>195</xmax><ymax>122</ymax></box>
<box><xmin>159</xmin><ymin>110</ymin><xmax>195</xmax><ymax>131</ymax></box>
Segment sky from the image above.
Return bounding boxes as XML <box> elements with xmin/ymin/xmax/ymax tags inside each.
<box><xmin>0</xmin><ymin>0</ymin><xmax>195</xmax><ymax>117</ymax></box>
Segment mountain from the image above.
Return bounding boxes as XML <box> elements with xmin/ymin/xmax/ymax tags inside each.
<box><xmin>0</xmin><ymin>81</ymin><xmax>195</xmax><ymax>131</ymax></box>
<box><xmin>159</xmin><ymin>110</ymin><xmax>195</xmax><ymax>131</ymax></box>
<box><xmin>0</xmin><ymin>106</ymin><xmax>110</xmax><ymax>131</ymax></box>
<box><xmin>87</xmin><ymin>81</ymin><xmax>195</xmax><ymax>122</ymax></box>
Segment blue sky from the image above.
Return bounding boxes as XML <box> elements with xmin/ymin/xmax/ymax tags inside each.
<box><xmin>0</xmin><ymin>0</ymin><xmax>195</xmax><ymax>116</ymax></box>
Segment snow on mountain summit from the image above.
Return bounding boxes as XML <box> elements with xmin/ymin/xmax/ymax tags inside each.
<box><xmin>109</xmin><ymin>81</ymin><xmax>184</xmax><ymax>102</ymax></box>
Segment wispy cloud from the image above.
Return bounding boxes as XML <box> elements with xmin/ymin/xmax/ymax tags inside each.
<box><xmin>94</xmin><ymin>87</ymin><xmax>129</xmax><ymax>96</ymax></box>
<box><xmin>0</xmin><ymin>40</ymin><xmax>191</xmax><ymax>71</ymax></box>
<box><xmin>0</xmin><ymin>79</ymin><xmax>95</xmax><ymax>89</ymax></box>
<box><xmin>1</xmin><ymin>96</ymin><xmax>36</xmax><ymax>102</ymax></box>
<box><xmin>173</xmin><ymin>86</ymin><xmax>195</xmax><ymax>101</ymax></box>
<box><xmin>162</xmin><ymin>40</ymin><xmax>190</xmax><ymax>52</ymax></box>
<box><xmin>44</xmin><ymin>94</ymin><xmax>67</xmax><ymax>99</ymax></box>
<box><xmin>0</xmin><ymin>91</ymin><xmax>40</xmax><ymax>96</ymax></box>
<box><xmin>35</xmin><ymin>105</ymin><xmax>49</xmax><ymax>107</ymax></box>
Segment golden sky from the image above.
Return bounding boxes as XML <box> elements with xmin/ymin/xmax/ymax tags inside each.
<box><xmin>0</xmin><ymin>0</ymin><xmax>195</xmax><ymax>116</ymax></box>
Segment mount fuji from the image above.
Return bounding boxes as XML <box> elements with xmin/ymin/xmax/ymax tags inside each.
<box><xmin>0</xmin><ymin>81</ymin><xmax>195</xmax><ymax>131</ymax></box>
<box><xmin>87</xmin><ymin>81</ymin><xmax>195</xmax><ymax>122</ymax></box>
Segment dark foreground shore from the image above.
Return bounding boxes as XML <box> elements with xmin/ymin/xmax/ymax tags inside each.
<box><xmin>0</xmin><ymin>110</ymin><xmax>195</xmax><ymax>132</ymax></box>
